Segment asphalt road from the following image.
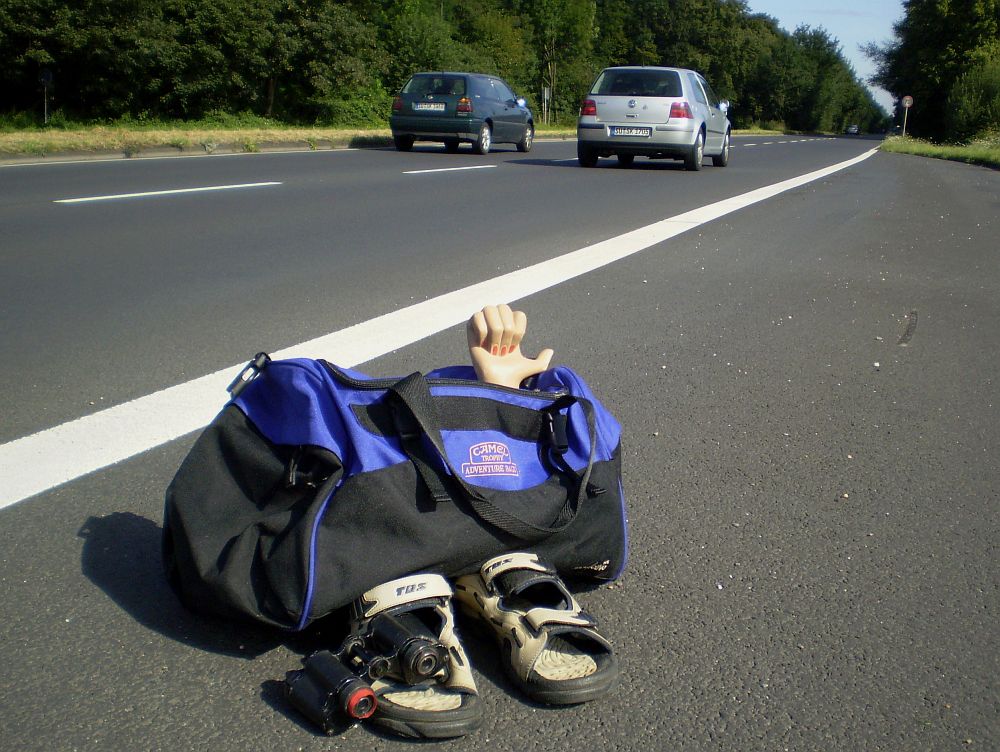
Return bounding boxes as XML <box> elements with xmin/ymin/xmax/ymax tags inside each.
<box><xmin>1</xmin><ymin>136</ymin><xmax>997</xmax><ymax>751</ymax></box>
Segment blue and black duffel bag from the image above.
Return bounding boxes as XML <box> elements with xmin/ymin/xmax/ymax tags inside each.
<box><xmin>163</xmin><ymin>356</ymin><xmax>628</xmax><ymax>631</ymax></box>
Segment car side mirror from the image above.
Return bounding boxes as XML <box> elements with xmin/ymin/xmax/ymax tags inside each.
<box><xmin>719</xmin><ymin>100</ymin><xmax>730</xmax><ymax>113</ymax></box>
<box><xmin>516</xmin><ymin>97</ymin><xmax>526</xmax><ymax>108</ymax></box>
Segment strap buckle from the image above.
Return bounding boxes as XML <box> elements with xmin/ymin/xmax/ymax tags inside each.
<box><xmin>227</xmin><ymin>352</ymin><xmax>270</xmax><ymax>398</ymax></box>
<box><xmin>543</xmin><ymin>410</ymin><xmax>569</xmax><ymax>454</ymax></box>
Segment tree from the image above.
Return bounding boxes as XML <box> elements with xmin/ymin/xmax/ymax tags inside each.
<box><xmin>522</xmin><ymin>0</ymin><xmax>596</xmax><ymax>122</ymax></box>
<box><xmin>946</xmin><ymin>40</ymin><xmax>1000</xmax><ymax>140</ymax></box>
<box><xmin>866</xmin><ymin>0</ymin><xmax>1000</xmax><ymax>139</ymax></box>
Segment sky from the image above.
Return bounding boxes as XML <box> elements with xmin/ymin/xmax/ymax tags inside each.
<box><xmin>745</xmin><ymin>0</ymin><xmax>904</xmax><ymax>113</ymax></box>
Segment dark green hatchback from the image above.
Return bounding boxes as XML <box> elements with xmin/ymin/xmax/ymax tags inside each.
<box><xmin>390</xmin><ymin>72</ymin><xmax>534</xmax><ymax>154</ymax></box>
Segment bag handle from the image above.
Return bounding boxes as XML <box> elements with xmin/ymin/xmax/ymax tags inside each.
<box><xmin>386</xmin><ymin>372</ymin><xmax>598</xmax><ymax>543</ymax></box>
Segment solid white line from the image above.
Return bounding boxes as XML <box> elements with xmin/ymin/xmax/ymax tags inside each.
<box><xmin>0</xmin><ymin>147</ymin><xmax>880</xmax><ymax>509</ymax></box>
<box><xmin>403</xmin><ymin>165</ymin><xmax>496</xmax><ymax>175</ymax></box>
<box><xmin>54</xmin><ymin>181</ymin><xmax>282</xmax><ymax>203</ymax></box>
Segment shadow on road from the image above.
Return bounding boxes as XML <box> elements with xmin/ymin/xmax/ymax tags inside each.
<box><xmin>78</xmin><ymin>512</ymin><xmax>280</xmax><ymax>658</ymax></box>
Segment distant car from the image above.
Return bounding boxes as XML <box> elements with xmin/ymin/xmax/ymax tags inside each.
<box><xmin>846</xmin><ymin>124</ymin><xmax>860</xmax><ymax>135</ymax></box>
<box><xmin>576</xmin><ymin>66</ymin><xmax>731</xmax><ymax>170</ymax></box>
<box><xmin>390</xmin><ymin>72</ymin><xmax>534</xmax><ymax>154</ymax></box>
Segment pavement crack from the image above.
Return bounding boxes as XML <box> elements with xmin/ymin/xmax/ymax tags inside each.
<box><xmin>897</xmin><ymin>310</ymin><xmax>918</xmax><ymax>346</ymax></box>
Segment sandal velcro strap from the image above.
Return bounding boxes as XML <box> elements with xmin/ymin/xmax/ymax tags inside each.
<box><xmin>523</xmin><ymin>606</ymin><xmax>597</xmax><ymax>633</ymax></box>
<box><xmin>480</xmin><ymin>552</ymin><xmax>552</xmax><ymax>587</ymax></box>
<box><xmin>355</xmin><ymin>573</ymin><xmax>453</xmax><ymax>619</ymax></box>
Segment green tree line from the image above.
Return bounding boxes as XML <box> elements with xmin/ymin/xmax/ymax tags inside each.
<box><xmin>866</xmin><ymin>0</ymin><xmax>999</xmax><ymax>141</ymax></box>
<box><xmin>1</xmin><ymin>0</ymin><xmax>886</xmax><ymax>130</ymax></box>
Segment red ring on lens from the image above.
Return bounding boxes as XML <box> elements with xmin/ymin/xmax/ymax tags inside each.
<box><xmin>346</xmin><ymin>686</ymin><xmax>377</xmax><ymax>719</ymax></box>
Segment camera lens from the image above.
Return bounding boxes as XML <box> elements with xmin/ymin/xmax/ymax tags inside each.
<box><xmin>340</xmin><ymin>681</ymin><xmax>376</xmax><ymax>720</ymax></box>
<box><xmin>401</xmin><ymin>642</ymin><xmax>445</xmax><ymax>681</ymax></box>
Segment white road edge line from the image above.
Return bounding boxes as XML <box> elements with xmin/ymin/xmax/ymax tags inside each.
<box><xmin>54</xmin><ymin>181</ymin><xmax>282</xmax><ymax>203</ymax></box>
<box><xmin>1</xmin><ymin>147</ymin><xmax>879</xmax><ymax>509</ymax></box>
<box><xmin>403</xmin><ymin>165</ymin><xmax>496</xmax><ymax>175</ymax></box>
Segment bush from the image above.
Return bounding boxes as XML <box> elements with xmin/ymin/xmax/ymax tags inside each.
<box><xmin>946</xmin><ymin>42</ymin><xmax>1000</xmax><ymax>142</ymax></box>
<box><xmin>312</xmin><ymin>83</ymin><xmax>392</xmax><ymax>128</ymax></box>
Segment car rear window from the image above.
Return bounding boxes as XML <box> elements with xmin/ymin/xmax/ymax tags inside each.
<box><xmin>591</xmin><ymin>70</ymin><xmax>682</xmax><ymax>98</ymax></box>
<box><xmin>402</xmin><ymin>75</ymin><xmax>467</xmax><ymax>97</ymax></box>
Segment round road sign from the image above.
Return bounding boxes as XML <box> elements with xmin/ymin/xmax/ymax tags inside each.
<box><xmin>902</xmin><ymin>95</ymin><xmax>914</xmax><ymax>109</ymax></box>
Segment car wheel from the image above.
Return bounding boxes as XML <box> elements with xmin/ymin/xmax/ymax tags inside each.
<box><xmin>516</xmin><ymin>123</ymin><xmax>534</xmax><ymax>153</ymax></box>
<box><xmin>577</xmin><ymin>144</ymin><xmax>598</xmax><ymax>167</ymax></box>
<box><xmin>394</xmin><ymin>135</ymin><xmax>414</xmax><ymax>152</ymax></box>
<box><xmin>473</xmin><ymin>123</ymin><xmax>492</xmax><ymax>155</ymax></box>
<box><xmin>443</xmin><ymin>139</ymin><xmax>460</xmax><ymax>153</ymax></box>
<box><xmin>712</xmin><ymin>130</ymin><xmax>730</xmax><ymax>167</ymax></box>
<box><xmin>616</xmin><ymin>154</ymin><xmax>634</xmax><ymax>167</ymax></box>
<box><xmin>684</xmin><ymin>130</ymin><xmax>704</xmax><ymax>171</ymax></box>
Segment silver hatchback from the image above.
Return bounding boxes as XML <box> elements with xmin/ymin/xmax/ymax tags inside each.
<box><xmin>577</xmin><ymin>66</ymin><xmax>731</xmax><ymax>170</ymax></box>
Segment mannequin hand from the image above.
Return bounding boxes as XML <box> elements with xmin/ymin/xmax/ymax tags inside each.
<box><xmin>466</xmin><ymin>304</ymin><xmax>554</xmax><ymax>388</ymax></box>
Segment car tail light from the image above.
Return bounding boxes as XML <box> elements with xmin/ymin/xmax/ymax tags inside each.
<box><xmin>669</xmin><ymin>101</ymin><xmax>693</xmax><ymax>119</ymax></box>
<box><xmin>392</xmin><ymin>96</ymin><xmax>403</xmax><ymax>112</ymax></box>
<box><xmin>457</xmin><ymin>97</ymin><xmax>473</xmax><ymax>113</ymax></box>
<box><xmin>580</xmin><ymin>99</ymin><xmax>597</xmax><ymax>116</ymax></box>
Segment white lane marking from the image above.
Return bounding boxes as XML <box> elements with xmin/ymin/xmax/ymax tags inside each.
<box><xmin>744</xmin><ymin>143</ymin><xmax>757</xmax><ymax>147</ymax></box>
<box><xmin>0</xmin><ymin>147</ymin><xmax>879</xmax><ymax>509</ymax></box>
<box><xmin>404</xmin><ymin>165</ymin><xmax>496</xmax><ymax>175</ymax></box>
<box><xmin>54</xmin><ymin>182</ymin><xmax>282</xmax><ymax>203</ymax></box>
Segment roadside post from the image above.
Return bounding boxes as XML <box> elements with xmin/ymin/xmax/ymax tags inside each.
<box><xmin>39</xmin><ymin>69</ymin><xmax>53</xmax><ymax>124</ymax></box>
<box><xmin>901</xmin><ymin>95</ymin><xmax>913</xmax><ymax>136</ymax></box>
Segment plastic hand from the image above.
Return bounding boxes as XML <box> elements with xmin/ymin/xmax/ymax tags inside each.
<box><xmin>466</xmin><ymin>304</ymin><xmax>554</xmax><ymax>388</ymax></box>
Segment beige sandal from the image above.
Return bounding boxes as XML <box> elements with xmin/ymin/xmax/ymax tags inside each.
<box><xmin>348</xmin><ymin>573</ymin><xmax>482</xmax><ymax>738</ymax></box>
<box><xmin>454</xmin><ymin>553</ymin><xmax>618</xmax><ymax>705</ymax></box>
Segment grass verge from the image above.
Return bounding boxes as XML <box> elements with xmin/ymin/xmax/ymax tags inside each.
<box><xmin>0</xmin><ymin>125</ymin><xmax>400</xmax><ymax>157</ymax></box>
<box><xmin>0</xmin><ymin>117</ymin><xmax>858</xmax><ymax>161</ymax></box>
<box><xmin>879</xmin><ymin>134</ymin><xmax>1000</xmax><ymax>169</ymax></box>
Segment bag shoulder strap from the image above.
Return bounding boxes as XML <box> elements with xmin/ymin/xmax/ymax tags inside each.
<box><xmin>386</xmin><ymin>372</ymin><xmax>597</xmax><ymax>542</ymax></box>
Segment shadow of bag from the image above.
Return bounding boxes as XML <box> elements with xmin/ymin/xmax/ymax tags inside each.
<box><xmin>163</xmin><ymin>357</ymin><xmax>628</xmax><ymax>630</ymax></box>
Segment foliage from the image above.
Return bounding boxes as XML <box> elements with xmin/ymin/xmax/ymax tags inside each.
<box><xmin>866</xmin><ymin>0</ymin><xmax>1000</xmax><ymax>140</ymax></box>
<box><xmin>0</xmin><ymin>0</ymin><xmax>886</xmax><ymax>130</ymax></box>
<box><xmin>946</xmin><ymin>41</ymin><xmax>1000</xmax><ymax>142</ymax></box>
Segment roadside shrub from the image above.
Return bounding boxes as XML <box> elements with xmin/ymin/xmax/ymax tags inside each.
<box><xmin>0</xmin><ymin>111</ymin><xmax>42</xmax><ymax>130</ymax></box>
<box><xmin>946</xmin><ymin>42</ymin><xmax>1000</xmax><ymax>142</ymax></box>
<box><xmin>313</xmin><ymin>84</ymin><xmax>392</xmax><ymax>128</ymax></box>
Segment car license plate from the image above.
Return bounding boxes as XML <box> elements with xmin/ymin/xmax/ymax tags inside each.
<box><xmin>610</xmin><ymin>126</ymin><xmax>652</xmax><ymax>137</ymax></box>
<box><xmin>413</xmin><ymin>102</ymin><xmax>445</xmax><ymax>112</ymax></box>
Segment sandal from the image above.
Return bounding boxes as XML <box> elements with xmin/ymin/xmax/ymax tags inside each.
<box><xmin>454</xmin><ymin>552</ymin><xmax>619</xmax><ymax>705</ymax></box>
<box><xmin>347</xmin><ymin>573</ymin><xmax>482</xmax><ymax>738</ymax></box>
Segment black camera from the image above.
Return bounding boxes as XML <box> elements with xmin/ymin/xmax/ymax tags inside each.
<box><xmin>285</xmin><ymin>650</ymin><xmax>376</xmax><ymax>734</ymax></box>
<box><xmin>369</xmin><ymin>611</ymin><xmax>451</xmax><ymax>685</ymax></box>
<box><xmin>283</xmin><ymin>609</ymin><xmax>450</xmax><ymax>734</ymax></box>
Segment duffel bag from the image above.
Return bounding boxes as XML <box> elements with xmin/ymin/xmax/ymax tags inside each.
<box><xmin>162</xmin><ymin>355</ymin><xmax>628</xmax><ymax>630</ymax></box>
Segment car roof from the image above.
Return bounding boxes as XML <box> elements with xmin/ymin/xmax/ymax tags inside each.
<box><xmin>409</xmin><ymin>71</ymin><xmax>493</xmax><ymax>79</ymax></box>
<box><xmin>601</xmin><ymin>65</ymin><xmax>693</xmax><ymax>75</ymax></box>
